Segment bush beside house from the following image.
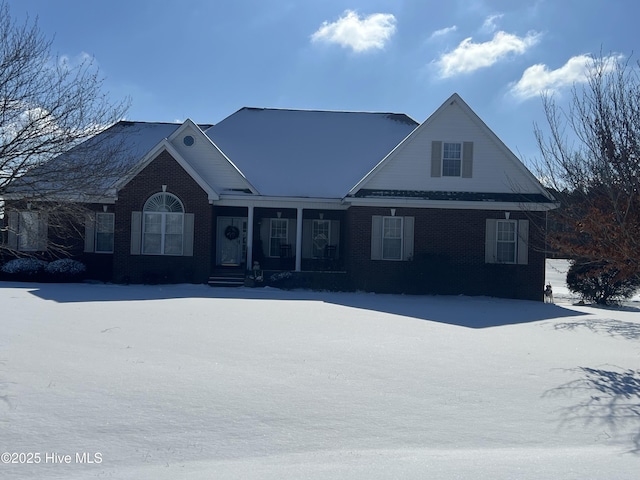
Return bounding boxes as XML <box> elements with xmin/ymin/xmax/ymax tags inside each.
<box><xmin>567</xmin><ymin>260</ymin><xmax>640</xmax><ymax>305</ymax></box>
<box><xmin>1</xmin><ymin>258</ymin><xmax>86</xmax><ymax>283</ymax></box>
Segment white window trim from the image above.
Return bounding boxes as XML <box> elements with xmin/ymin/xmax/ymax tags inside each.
<box><xmin>18</xmin><ymin>211</ymin><xmax>38</xmax><ymax>251</ymax></box>
<box><xmin>269</xmin><ymin>218</ymin><xmax>288</xmax><ymax>258</ymax></box>
<box><xmin>382</xmin><ymin>216</ymin><xmax>403</xmax><ymax>261</ymax></box>
<box><xmin>18</xmin><ymin>211</ymin><xmax>47</xmax><ymax>252</ymax></box>
<box><xmin>312</xmin><ymin>219</ymin><xmax>331</xmax><ymax>258</ymax></box>
<box><xmin>442</xmin><ymin>141</ymin><xmax>463</xmax><ymax>177</ymax></box>
<box><xmin>95</xmin><ymin>212</ymin><xmax>115</xmax><ymax>254</ymax></box>
<box><xmin>496</xmin><ymin>219</ymin><xmax>517</xmax><ymax>264</ymax></box>
<box><xmin>142</xmin><ymin>212</ymin><xmax>184</xmax><ymax>255</ymax></box>
<box><xmin>141</xmin><ymin>193</ymin><xmax>185</xmax><ymax>256</ymax></box>
<box><xmin>485</xmin><ymin>218</ymin><xmax>528</xmax><ymax>265</ymax></box>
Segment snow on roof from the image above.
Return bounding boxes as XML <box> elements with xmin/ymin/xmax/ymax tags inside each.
<box><xmin>53</xmin><ymin>120</ymin><xmax>186</xmax><ymax>170</ymax></box>
<box><xmin>101</xmin><ymin>121</ymin><xmax>187</xmax><ymax>161</ymax></box>
<box><xmin>5</xmin><ymin>121</ymin><xmax>187</xmax><ymax>198</ymax></box>
<box><xmin>204</xmin><ymin>108</ymin><xmax>418</xmax><ymax>198</ymax></box>
<box><xmin>8</xmin><ymin>111</ymin><xmax>418</xmax><ymax>200</ymax></box>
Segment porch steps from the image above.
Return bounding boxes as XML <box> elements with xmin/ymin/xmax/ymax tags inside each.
<box><xmin>208</xmin><ymin>269</ymin><xmax>245</xmax><ymax>287</ymax></box>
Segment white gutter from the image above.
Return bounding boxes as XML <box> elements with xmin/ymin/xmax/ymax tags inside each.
<box><xmin>215</xmin><ymin>195</ymin><xmax>348</xmax><ymax>210</ymax></box>
<box><xmin>343</xmin><ymin>196</ymin><xmax>559</xmax><ymax>211</ymax></box>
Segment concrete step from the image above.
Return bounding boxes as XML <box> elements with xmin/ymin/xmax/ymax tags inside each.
<box><xmin>208</xmin><ymin>271</ymin><xmax>245</xmax><ymax>287</ymax></box>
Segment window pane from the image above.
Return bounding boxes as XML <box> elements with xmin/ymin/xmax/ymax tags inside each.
<box><xmin>383</xmin><ymin>218</ymin><xmax>402</xmax><ymax>238</ymax></box>
<box><xmin>270</xmin><ymin>219</ymin><xmax>288</xmax><ymax>257</ymax></box>
<box><xmin>497</xmin><ymin>242</ymin><xmax>516</xmax><ymax>263</ymax></box>
<box><xmin>383</xmin><ymin>238</ymin><xmax>402</xmax><ymax>260</ymax></box>
<box><xmin>143</xmin><ymin>233</ymin><xmax>162</xmax><ymax>254</ymax></box>
<box><xmin>382</xmin><ymin>217</ymin><xmax>402</xmax><ymax>260</ymax></box>
<box><xmin>19</xmin><ymin>212</ymin><xmax>39</xmax><ymax>250</ymax></box>
<box><xmin>496</xmin><ymin>221</ymin><xmax>517</xmax><ymax>263</ymax></box>
<box><xmin>442</xmin><ymin>159</ymin><xmax>461</xmax><ymax>176</ymax></box>
<box><xmin>312</xmin><ymin>220</ymin><xmax>330</xmax><ymax>257</ymax></box>
<box><xmin>443</xmin><ymin>142</ymin><xmax>462</xmax><ymax>177</ymax></box>
<box><xmin>270</xmin><ymin>219</ymin><xmax>287</xmax><ymax>238</ymax></box>
<box><xmin>443</xmin><ymin>142</ymin><xmax>461</xmax><ymax>158</ymax></box>
<box><xmin>270</xmin><ymin>237</ymin><xmax>283</xmax><ymax>257</ymax></box>
<box><xmin>144</xmin><ymin>193</ymin><xmax>184</xmax><ymax>212</ymax></box>
<box><xmin>164</xmin><ymin>234</ymin><xmax>183</xmax><ymax>255</ymax></box>
<box><xmin>96</xmin><ymin>213</ymin><xmax>114</xmax><ymax>233</ymax></box>
<box><xmin>95</xmin><ymin>213</ymin><xmax>114</xmax><ymax>253</ymax></box>
<box><xmin>96</xmin><ymin>233</ymin><xmax>114</xmax><ymax>253</ymax></box>
<box><xmin>165</xmin><ymin>214</ymin><xmax>183</xmax><ymax>235</ymax></box>
<box><xmin>144</xmin><ymin>213</ymin><xmax>162</xmax><ymax>234</ymax></box>
<box><xmin>96</xmin><ymin>234</ymin><xmax>113</xmax><ymax>252</ymax></box>
<box><xmin>142</xmin><ymin>194</ymin><xmax>185</xmax><ymax>256</ymax></box>
<box><xmin>497</xmin><ymin>221</ymin><xmax>515</xmax><ymax>241</ymax></box>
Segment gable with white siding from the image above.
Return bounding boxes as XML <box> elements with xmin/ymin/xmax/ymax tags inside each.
<box><xmin>113</xmin><ymin>119</ymin><xmax>258</xmax><ymax>201</ymax></box>
<box><xmin>166</xmin><ymin>120</ymin><xmax>257</xmax><ymax>195</ymax></box>
<box><xmin>349</xmin><ymin>93</ymin><xmax>552</xmax><ymax>201</ymax></box>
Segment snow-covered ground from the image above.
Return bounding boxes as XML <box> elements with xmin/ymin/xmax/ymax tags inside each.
<box><xmin>1</xmin><ymin>260</ymin><xmax>639</xmax><ymax>479</ymax></box>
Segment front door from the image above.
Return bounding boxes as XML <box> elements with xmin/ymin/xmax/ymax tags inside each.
<box><xmin>217</xmin><ymin>217</ymin><xmax>247</xmax><ymax>266</ymax></box>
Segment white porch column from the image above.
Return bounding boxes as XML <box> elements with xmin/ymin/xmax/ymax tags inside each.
<box><xmin>246</xmin><ymin>205</ymin><xmax>254</xmax><ymax>269</ymax></box>
<box><xmin>295</xmin><ymin>207</ymin><xmax>303</xmax><ymax>272</ymax></box>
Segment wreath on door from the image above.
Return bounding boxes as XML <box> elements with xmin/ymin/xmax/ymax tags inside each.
<box><xmin>224</xmin><ymin>225</ymin><xmax>240</xmax><ymax>240</ymax></box>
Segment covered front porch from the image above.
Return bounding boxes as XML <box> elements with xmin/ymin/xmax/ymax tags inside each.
<box><xmin>210</xmin><ymin>199</ymin><xmax>348</xmax><ymax>285</ymax></box>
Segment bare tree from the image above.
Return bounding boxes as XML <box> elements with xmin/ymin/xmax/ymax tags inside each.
<box><xmin>0</xmin><ymin>1</ymin><xmax>129</xmax><ymax>255</ymax></box>
<box><xmin>535</xmin><ymin>53</ymin><xmax>640</xmax><ymax>282</ymax></box>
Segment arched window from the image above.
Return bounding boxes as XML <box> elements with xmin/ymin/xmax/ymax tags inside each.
<box><xmin>142</xmin><ymin>192</ymin><xmax>184</xmax><ymax>255</ymax></box>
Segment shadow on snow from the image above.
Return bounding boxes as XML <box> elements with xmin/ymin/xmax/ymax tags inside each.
<box><xmin>545</xmin><ymin>366</ymin><xmax>640</xmax><ymax>454</ymax></box>
<box><xmin>555</xmin><ymin>318</ymin><xmax>640</xmax><ymax>341</ymax></box>
<box><xmin>2</xmin><ymin>281</ymin><xmax>588</xmax><ymax>329</ymax></box>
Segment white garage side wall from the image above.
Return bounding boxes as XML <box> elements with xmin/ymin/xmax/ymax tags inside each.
<box><xmin>359</xmin><ymin>98</ymin><xmax>540</xmax><ymax>195</ymax></box>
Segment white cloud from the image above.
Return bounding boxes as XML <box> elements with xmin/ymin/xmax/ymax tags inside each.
<box><xmin>481</xmin><ymin>14</ymin><xmax>504</xmax><ymax>33</ymax></box>
<box><xmin>435</xmin><ymin>30</ymin><xmax>541</xmax><ymax>78</ymax></box>
<box><xmin>429</xmin><ymin>25</ymin><xmax>457</xmax><ymax>40</ymax></box>
<box><xmin>509</xmin><ymin>55</ymin><xmax>591</xmax><ymax>100</ymax></box>
<box><xmin>311</xmin><ymin>10</ymin><xmax>396</xmax><ymax>53</ymax></box>
<box><xmin>509</xmin><ymin>54</ymin><xmax>624</xmax><ymax>100</ymax></box>
<box><xmin>58</xmin><ymin>51</ymin><xmax>95</xmax><ymax>69</ymax></box>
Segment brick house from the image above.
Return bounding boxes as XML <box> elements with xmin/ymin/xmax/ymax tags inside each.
<box><xmin>2</xmin><ymin>94</ymin><xmax>557</xmax><ymax>300</ymax></box>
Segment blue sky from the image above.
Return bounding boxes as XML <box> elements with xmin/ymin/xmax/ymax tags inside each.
<box><xmin>6</xmin><ymin>0</ymin><xmax>639</xmax><ymax>166</ymax></box>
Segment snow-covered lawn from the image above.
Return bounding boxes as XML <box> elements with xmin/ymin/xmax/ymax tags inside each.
<box><xmin>1</xmin><ymin>260</ymin><xmax>639</xmax><ymax>479</ymax></box>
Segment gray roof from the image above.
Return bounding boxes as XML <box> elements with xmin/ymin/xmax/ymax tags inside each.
<box><xmin>7</xmin><ymin>110</ymin><xmax>418</xmax><ymax>200</ymax></box>
<box><xmin>5</xmin><ymin>121</ymin><xmax>187</xmax><ymax>198</ymax></box>
<box><xmin>204</xmin><ymin>108</ymin><xmax>418</xmax><ymax>198</ymax></box>
<box><xmin>99</xmin><ymin>121</ymin><xmax>189</xmax><ymax>163</ymax></box>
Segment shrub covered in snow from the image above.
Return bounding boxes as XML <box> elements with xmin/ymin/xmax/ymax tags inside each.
<box><xmin>269</xmin><ymin>271</ymin><xmax>293</xmax><ymax>283</ymax></box>
<box><xmin>1</xmin><ymin>258</ymin><xmax>49</xmax><ymax>280</ymax></box>
<box><xmin>267</xmin><ymin>271</ymin><xmax>310</xmax><ymax>290</ymax></box>
<box><xmin>1</xmin><ymin>258</ymin><xmax>87</xmax><ymax>283</ymax></box>
<box><xmin>45</xmin><ymin>259</ymin><xmax>86</xmax><ymax>282</ymax></box>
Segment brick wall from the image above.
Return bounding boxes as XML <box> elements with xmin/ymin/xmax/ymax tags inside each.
<box><xmin>346</xmin><ymin>206</ymin><xmax>546</xmax><ymax>301</ymax></box>
<box><xmin>113</xmin><ymin>150</ymin><xmax>212</xmax><ymax>284</ymax></box>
